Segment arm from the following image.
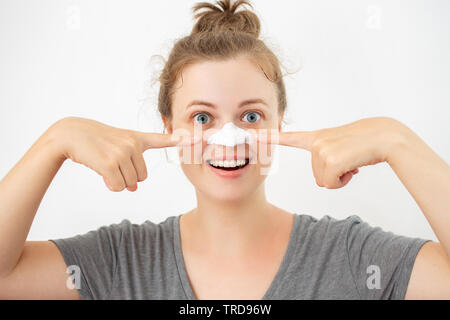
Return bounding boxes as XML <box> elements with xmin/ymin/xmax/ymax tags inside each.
<box><xmin>0</xmin><ymin>117</ymin><xmax>195</xmax><ymax>299</ymax></box>
<box><xmin>385</xmin><ymin>121</ymin><xmax>450</xmax><ymax>299</ymax></box>
<box><xmin>0</xmin><ymin>121</ymin><xmax>80</xmax><ymax>298</ymax></box>
<box><xmin>258</xmin><ymin>116</ymin><xmax>450</xmax><ymax>298</ymax></box>
<box><xmin>386</xmin><ymin>121</ymin><xmax>450</xmax><ymax>258</ymax></box>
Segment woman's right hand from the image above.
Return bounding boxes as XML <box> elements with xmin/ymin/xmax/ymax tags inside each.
<box><xmin>48</xmin><ymin>117</ymin><xmax>196</xmax><ymax>192</ymax></box>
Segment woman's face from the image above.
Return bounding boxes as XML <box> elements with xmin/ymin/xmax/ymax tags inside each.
<box><xmin>166</xmin><ymin>56</ymin><xmax>282</xmax><ymax>201</ymax></box>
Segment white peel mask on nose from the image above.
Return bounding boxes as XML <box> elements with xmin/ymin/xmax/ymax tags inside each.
<box><xmin>207</xmin><ymin>122</ymin><xmax>253</xmax><ymax>146</ymax></box>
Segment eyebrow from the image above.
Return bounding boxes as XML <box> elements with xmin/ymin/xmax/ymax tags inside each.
<box><xmin>186</xmin><ymin>98</ymin><xmax>269</xmax><ymax>110</ymax></box>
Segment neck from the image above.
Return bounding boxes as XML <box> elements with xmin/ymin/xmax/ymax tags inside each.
<box><xmin>185</xmin><ymin>183</ymin><xmax>276</xmax><ymax>257</ymax></box>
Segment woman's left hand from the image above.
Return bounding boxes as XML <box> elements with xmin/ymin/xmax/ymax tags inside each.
<box><xmin>256</xmin><ymin>116</ymin><xmax>450</xmax><ymax>299</ymax></box>
<box><xmin>256</xmin><ymin>116</ymin><xmax>410</xmax><ymax>189</ymax></box>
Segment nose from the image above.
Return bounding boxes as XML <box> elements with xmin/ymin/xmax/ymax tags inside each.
<box><xmin>206</xmin><ymin>122</ymin><xmax>253</xmax><ymax>146</ymax></box>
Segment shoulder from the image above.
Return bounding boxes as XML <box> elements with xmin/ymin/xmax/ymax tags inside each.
<box><xmin>52</xmin><ymin>215</ymin><xmax>179</xmax><ymax>252</ymax></box>
<box><xmin>109</xmin><ymin>215</ymin><xmax>178</xmax><ymax>237</ymax></box>
<box><xmin>290</xmin><ymin>213</ymin><xmax>388</xmax><ymax>256</ymax></box>
<box><xmin>294</xmin><ymin>212</ymin><xmax>364</xmax><ymax>238</ymax></box>
<box><xmin>107</xmin><ymin>216</ymin><xmax>178</xmax><ymax>250</ymax></box>
<box><xmin>112</xmin><ymin>215</ymin><xmax>177</xmax><ymax>230</ymax></box>
<box><xmin>293</xmin><ymin>212</ymin><xmax>409</xmax><ymax>247</ymax></box>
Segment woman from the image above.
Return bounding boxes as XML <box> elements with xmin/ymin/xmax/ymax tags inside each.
<box><xmin>0</xmin><ymin>0</ymin><xmax>449</xmax><ymax>300</ymax></box>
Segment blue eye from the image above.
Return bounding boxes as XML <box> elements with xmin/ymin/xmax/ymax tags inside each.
<box><xmin>242</xmin><ymin>111</ymin><xmax>261</xmax><ymax>123</ymax></box>
<box><xmin>194</xmin><ymin>113</ymin><xmax>210</xmax><ymax>125</ymax></box>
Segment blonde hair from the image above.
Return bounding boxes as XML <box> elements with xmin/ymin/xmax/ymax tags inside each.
<box><xmin>156</xmin><ymin>0</ymin><xmax>288</xmax><ymax>124</ymax></box>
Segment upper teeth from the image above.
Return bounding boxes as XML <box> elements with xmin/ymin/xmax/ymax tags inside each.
<box><xmin>208</xmin><ymin>159</ymin><xmax>246</xmax><ymax>168</ymax></box>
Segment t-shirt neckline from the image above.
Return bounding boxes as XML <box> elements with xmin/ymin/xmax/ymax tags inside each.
<box><xmin>172</xmin><ymin>213</ymin><xmax>299</xmax><ymax>300</ymax></box>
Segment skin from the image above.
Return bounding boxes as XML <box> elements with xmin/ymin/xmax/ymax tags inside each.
<box><xmin>0</xmin><ymin>56</ymin><xmax>449</xmax><ymax>299</ymax></box>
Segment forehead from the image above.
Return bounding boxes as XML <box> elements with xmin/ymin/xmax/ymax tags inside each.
<box><xmin>172</xmin><ymin>57</ymin><xmax>277</xmax><ymax>111</ymax></box>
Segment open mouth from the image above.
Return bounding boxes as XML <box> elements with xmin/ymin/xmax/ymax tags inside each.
<box><xmin>206</xmin><ymin>158</ymin><xmax>250</xmax><ymax>171</ymax></box>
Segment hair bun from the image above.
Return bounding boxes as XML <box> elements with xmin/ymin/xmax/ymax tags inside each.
<box><xmin>191</xmin><ymin>0</ymin><xmax>260</xmax><ymax>38</ymax></box>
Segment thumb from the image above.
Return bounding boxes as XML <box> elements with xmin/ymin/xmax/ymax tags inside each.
<box><xmin>339</xmin><ymin>171</ymin><xmax>355</xmax><ymax>187</ymax></box>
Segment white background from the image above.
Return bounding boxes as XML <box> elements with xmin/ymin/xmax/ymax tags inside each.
<box><xmin>0</xmin><ymin>0</ymin><xmax>449</xmax><ymax>241</ymax></box>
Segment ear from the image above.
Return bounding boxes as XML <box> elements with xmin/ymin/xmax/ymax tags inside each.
<box><xmin>162</xmin><ymin>116</ymin><xmax>173</xmax><ymax>134</ymax></box>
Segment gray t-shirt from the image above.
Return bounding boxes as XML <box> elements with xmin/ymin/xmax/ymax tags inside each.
<box><xmin>49</xmin><ymin>213</ymin><xmax>430</xmax><ymax>300</ymax></box>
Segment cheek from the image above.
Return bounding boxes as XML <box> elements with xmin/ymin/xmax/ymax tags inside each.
<box><xmin>251</xmin><ymin>141</ymin><xmax>275</xmax><ymax>166</ymax></box>
<box><xmin>177</xmin><ymin>142</ymin><xmax>205</xmax><ymax>164</ymax></box>
<box><xmin>179</xmin><ymin>162</ymin><xmax>203</xmax><ymax>188</ymax></box>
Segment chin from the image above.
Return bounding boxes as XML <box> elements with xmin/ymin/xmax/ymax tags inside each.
<box><xmin>202</xmin><ymin>184</ymin><xmax>256</xmax><ymax>202</ymax></box>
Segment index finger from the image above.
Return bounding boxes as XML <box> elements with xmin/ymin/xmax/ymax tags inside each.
<box><xmin>137</xmin><ymin>132</ymin><xmax>201</xmax><ymax>151</ymax></box>
<box><xmin>255</xmin><ymin>130</ymin><xmax>317</xmax><ymax>151</ymax></box>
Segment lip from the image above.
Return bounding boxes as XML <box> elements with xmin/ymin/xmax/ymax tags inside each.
<box><xmin>206</xmin><ymin>157</ymin><xmax>250</xmax><ymax>161</ymax></box>
<box><xmin>206</xmin><ymin>159</ymin><xmax>250</xmax><ymax>179</ymax></box>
